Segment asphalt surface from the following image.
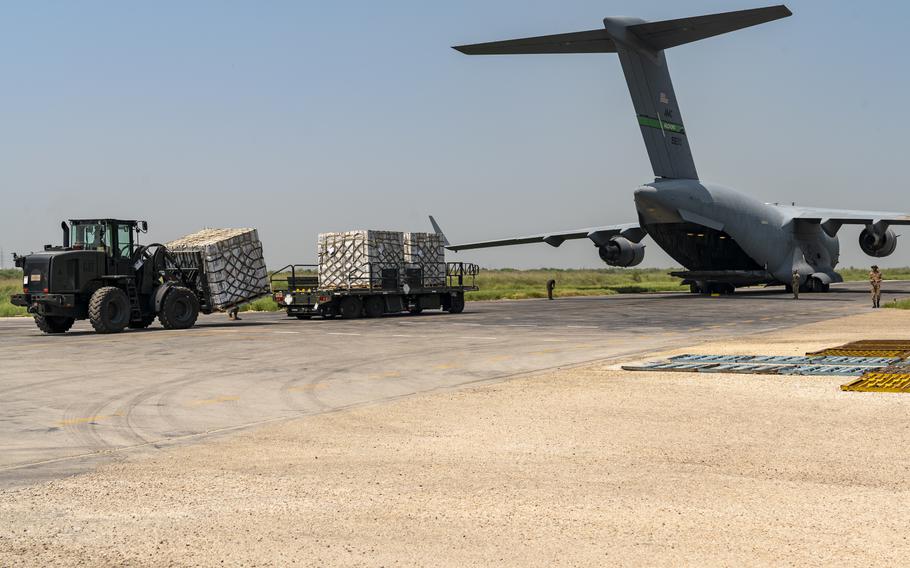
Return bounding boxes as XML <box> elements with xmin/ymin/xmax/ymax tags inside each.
<box><xmin>0</xmin><ymin>281</ymin><xmax>906</xmax><ymax>488</ymax></box>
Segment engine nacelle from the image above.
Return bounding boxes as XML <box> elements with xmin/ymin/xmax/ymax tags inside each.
<box><xmin>598</xmin><ymin>237</ymin><xmax>645</xmax><ymax>267</ymax></box>
<box><xmin>859</xmin><ymin>227</ymin><xmax>898</xmax><ymax>258</ymax></box>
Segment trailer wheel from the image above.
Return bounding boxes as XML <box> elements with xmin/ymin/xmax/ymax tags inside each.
<box><xmin>295</xmin><ymin>315</ymin><xmax>312</xmax><ymax>320</ymax></box>
<box><xmin>34</xmin><ymin>315</ymin><xmax>75</xmax><ymax>334</ymax></box>
<box><xmin>447</xmin><ymin>292</ymin><xmax>465</xmax><ymax>314</ymax></box>
<box><xmin>339</xmin><ymin>297</ymin><xmax>362</xmax><ymax>319</ymax></box>
<box><xmin>89</xmin><ymin>286</ymin><xmax>131</xmax><ymax>334</ymax></box>
<box><xmin>363</xmin><ymin>296</ymin><xmax>384</xmax><ymax>318</ymax></box>
<box><xmin>159</xmin><ymin>287</ymin><xmax>199</xmax><ymax>330</ymax></box>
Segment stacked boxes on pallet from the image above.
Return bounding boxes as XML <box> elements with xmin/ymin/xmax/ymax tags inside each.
<box><xmin>404</xmin><ymin>232</ymin><xmax>446</xmax><ymax>287</ymax></box>
<box><xmin>166</xmin><ymin>228</ymin><xmax>270</xmax><ymax>311</ymax></box>
<box><xmin>318</xmin><ymin>230</ymin><xmax>405</xmax><ymax>289</ymax></box>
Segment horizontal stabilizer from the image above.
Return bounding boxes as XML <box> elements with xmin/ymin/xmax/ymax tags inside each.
<box><xmin>454</xmin><ymin>29</ymin><xmax>615</xmax><ymax>55</ymax></box>
<box><xmin>628</xmin><ymin>5</ymin><xmax>792</xmax><ymax>51</ymax></box>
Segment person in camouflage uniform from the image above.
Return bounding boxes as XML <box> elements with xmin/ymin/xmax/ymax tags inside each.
<box><xmin>869</xmin><ymin>265</ymin><xmax>883</xmax><ymax>308</ymax></box>
<box><xmin>791</xmin><ymin>269</ymin><xmax>800</xmax><ymax>300</ymax></box>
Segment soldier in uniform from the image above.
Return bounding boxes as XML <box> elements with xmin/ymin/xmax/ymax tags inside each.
<box><xmin>546</xmin><ymin>279</ymin><xmax>556</xmax><ymax>301</ymax></box>
<box><xmin>870</xmin><ymin>265</ymin><xmax>883</xmax><ymax>308</ymax></box>
<box><xmin>791</xmin><ymin>269</ymin><xmax>800</xmax><ymax>300</ymax></box>
<box><xmin>228</xmin><ymin>307</ymin><xmax>241</xmax><ymax>320</ymax></box>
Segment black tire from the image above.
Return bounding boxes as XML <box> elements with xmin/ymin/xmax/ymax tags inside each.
<box><xmin>158</xmin><ymin>287</ymin><xmax>199</xmax><ymax>330</ymax></box>
<box><xmin>128</xmin><ymin>314</ymin><xmax>156</xmax><ymax>329</ymax></box>
<box><xmin>339</xmin><ymin>297</ymin><xmax>362</xmax><ymax>319</ymax></box>
<box><xmin>34</xmin><ymin>315</ymin><xmax>75</xmax><ymax>334</ymax></box>
<box><xmin>806</xmin><ymin>278</ymin><xmax>830</xmax><ymax>293</ymax></box>
<box><xmin>408</xmin><ymin>304</ymin><xmax>423</xmax><ymax>315</ymax></box>
<box><xmin>296</xmin><ymin>315</ymin><xmax>312</xmax><ymax>320</ymax></box>
<box><xmin>447</xmin><ymin>292</ymin><xmax>465</xmax><ymax>314</ymax></box>
<box><xmin>88</xmin><ymin>286</ymin><xmax>131</xmax><ymax>334</ymax></box>
<box><xmin>363</xmin><ymin>296</ymin><xmax>384</xmax><ymax>318</ymax></box>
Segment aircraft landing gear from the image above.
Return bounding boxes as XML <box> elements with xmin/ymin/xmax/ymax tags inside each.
<box><xmin>691</xmin><ymin>282</ymin><xmax>735</xmax><ymax>295</ymax></box>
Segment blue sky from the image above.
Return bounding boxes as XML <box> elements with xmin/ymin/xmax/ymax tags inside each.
<box><xmin>1</xmin><ymin>1</ymin><xmax>908</xmax><ymax>269</ymax></box>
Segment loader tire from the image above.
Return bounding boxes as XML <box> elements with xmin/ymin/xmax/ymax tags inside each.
<box><xmin>89</xmin><ymin>287</ymin><xmax>131</xmax><ymax>334</ymax></box>
<box><xmin>158</xmin><ymin>287</ymin><xmax>199</xmax><ymax>330</ymax></box>
<box><xmin>35</xmin><ymin>315</ymin><xmax>75</xmax><ymax>334</ymax></box>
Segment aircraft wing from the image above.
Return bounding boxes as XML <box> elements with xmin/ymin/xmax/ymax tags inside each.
<box><xmin>788</xmin><ymin>206</ymin><xmax>910</xmax><ymax>235</ymax></box>
<box><xmin>445</xmin><ymin>223</ymin><xmax>646</xmax><ymax>252</ymax></box>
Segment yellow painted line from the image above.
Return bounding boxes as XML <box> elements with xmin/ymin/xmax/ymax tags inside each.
<box><xmin>369</xmin><ymin>371</ymin><xmax>401</xmax><ymax>380</ymax></box>
<box><xmin>530</xmin><ymin>348</ymin><xmax>559</xmax><ymax>356</ymax></box>
<box><xmin>433</xmin><ymin>362</ymin><xmax>460</xmax><ymax>370</ymax></box>
<box><xmin>286</xmin><ymin>383</ymin><xmax>330</xmax><ymax>392</ymax></box>
<box><xmin>186</xmin><ymin>395</ymin><xmax>240</xmax><ymax>407</ymax></box>
<box><xmin>58</xmin><ymin>411</ymin><xmax>124</xmax><ymax>427</ymax></box>
<box><xmin>486</xmin><ymin>355</ymin><xmax>513</xmax><ymax>363</ymax></box>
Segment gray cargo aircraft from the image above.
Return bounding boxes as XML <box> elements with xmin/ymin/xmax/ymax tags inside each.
<box><xmin>440</xmin><ymin>5</ymin><xmax>910</xmax><ymax>293</ymax></box>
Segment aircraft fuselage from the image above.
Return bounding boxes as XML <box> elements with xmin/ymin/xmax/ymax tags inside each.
<box><xmin>634</xmin><ymin>180</ymin><xmax>841</xmax><ymax>288</ymax></box>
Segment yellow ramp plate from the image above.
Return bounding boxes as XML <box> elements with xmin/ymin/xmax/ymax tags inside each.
<box><xmin>814</xmin><ymin>349</ymin><xmax>910</xmax><ymax>358</ymax></box>
<box><xmin>841</xmin><ymin>373</ymin><xmax>910</xmax><ymax>393</ymax></box>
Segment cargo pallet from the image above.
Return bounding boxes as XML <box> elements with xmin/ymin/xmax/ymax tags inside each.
<box><xmin>270</xmin><ymin>262</ymin><xmax>479</xmax><ymax>319</ymax></box>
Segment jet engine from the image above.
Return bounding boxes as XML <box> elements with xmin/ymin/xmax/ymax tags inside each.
<box><xmin>598</xmin><ymin>237</ymin><xmax>645</xmax><ymax>267</ymax></box>
<box><xmin>859</xmin><ymin>227</ymin><xmax>898</xmax><ymax>258</ymax></box>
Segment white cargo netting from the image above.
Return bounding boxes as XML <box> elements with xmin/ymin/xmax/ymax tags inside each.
<box><xmin>166</xmin><ymin>228</ymin><xmax>270</xmax><ymax>311</ymax></box>
<box><xmin>318</xmin><ymin>230</ymin><xmax>405</xmax><ymax>289</ymax></box>
<box><xmin>404</xmin><ymin>232</ymin><xmax>446</xmax><ymax>287</ymax></box>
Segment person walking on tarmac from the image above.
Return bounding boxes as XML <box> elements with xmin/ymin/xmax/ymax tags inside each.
<box><xmin>870</xmin><ymin>265</ymin><xmax>883</xmax><ymax>308</ymax></box>
<box><xmin>546</xmin><ymin>279</ymin><xmax>556</xmax><ymax>301</ymax></box>
<box><xmin>791</xmin><ymin>269</ymin><xmax>800</xmax><ymax>300</ymax></box>
<box><xmin>228</xmin><ymin>307</ymin><xmax>241</xmax><ymax>321</ymax></box>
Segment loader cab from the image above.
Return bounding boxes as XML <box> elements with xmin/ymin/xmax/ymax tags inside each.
<box><xmin>67</xmin><ymin>219</ymin><xmax>146</xmax><ymax>260</ymax></box>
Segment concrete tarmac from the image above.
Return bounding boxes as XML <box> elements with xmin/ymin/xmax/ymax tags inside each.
<box><xmin>0</xmin><ymin>282</ymin><xmax>905</xmax><ymax>488</ymax></box>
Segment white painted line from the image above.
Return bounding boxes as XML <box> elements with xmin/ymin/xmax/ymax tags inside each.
<box><xmin>274</xmin><ymin>331</ymin><xmax>300</xmax><ymax>335</ymax></box>
<box><xmin>457</xmin><ymin>336</ymin><xmax>498</xmax><ymax>340</ymax></box>
<box><xmin>391</xmin><ymin>334</ymin><xmax>413</xmax><ymax>338</ymax></box>
<box><xmin>328</xmin><ymin>332</ymin><xmax>362</xmax><ymax>336</ymax></box>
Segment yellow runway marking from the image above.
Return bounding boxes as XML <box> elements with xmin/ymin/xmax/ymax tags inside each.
<box><xmin>530</xmin><ymin>349</ymin><xmax>558</xmax><ymax>356</ymax></box>
<box><xmin>433</xmin><ymin>362</ymin><xmax>460</xmax><ymax>370</ymax></box>
<box><xmin>58</xmin><ymin>411</ymin><xmax>124</xmax><ymax>427</ymax></box>
<box><xmin>369</xmin><ymin>371</ymin><xmax>401</xmax><ymax>380</ymax></box>
<box><xmin>186</xmin><ymin>395</ymin><xmax>240</xmax><ymax>407</ymax></box>
<box><xmin>486</xmin><ymin>355</ymin><xmax>513</xmax><ymax>363</ymax></box>
<box><xmin>286</xmin><ymin>383</ymin><xmax>330</xmax><ymax>392</ymax></box>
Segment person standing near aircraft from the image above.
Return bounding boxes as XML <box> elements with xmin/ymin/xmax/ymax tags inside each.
<box><xmin>870</xmin><ymin>265</ymin><xmax>883</xmax><ymax>308</ymax></box>
<box><xmin>546</xmin><ymin>279</ymin><xmax>556</xmax><ymax>301</ymax></box>
<box><xmin>791</xmin><ymin>269</ymin><xmax>800</xmax><ymax>300</ymax></box>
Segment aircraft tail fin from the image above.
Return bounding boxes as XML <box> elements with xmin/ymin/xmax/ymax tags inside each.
<box><xmin>455</xmin><ymin>5</ymin><xmax>791</xmax><ymax>180</ymax></box>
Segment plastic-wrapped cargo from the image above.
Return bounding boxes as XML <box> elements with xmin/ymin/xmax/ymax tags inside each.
<box><xmin>318</xmin><ymin>230</ymin><xmax>404</xmax><ymax>289</ymax></box>
<box><xmin>404</xmin><ymin>232</ymin><xmax>446</xmax><ymax>286</ymax></box>
<box><xmin>166</xmin><ymin>228</ymin><xmax>270</xmax><ymax>311</ymax></box>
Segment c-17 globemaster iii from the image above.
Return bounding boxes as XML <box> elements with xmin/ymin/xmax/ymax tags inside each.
<box><xmin>434</xmin><ymin>5</ymin><xmax>909</xmax><ymax>294</ymax></box>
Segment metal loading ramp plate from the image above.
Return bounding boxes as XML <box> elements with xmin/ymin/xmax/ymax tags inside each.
<box><xmin>621</xmin><ymin>354</ymin><xmax>894</xmax><ymax>377</ymax></box>
<box><xmin>841</xmin><ymin>372</ymin><xmax>910</xmax><ymax>393</ymax></box>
